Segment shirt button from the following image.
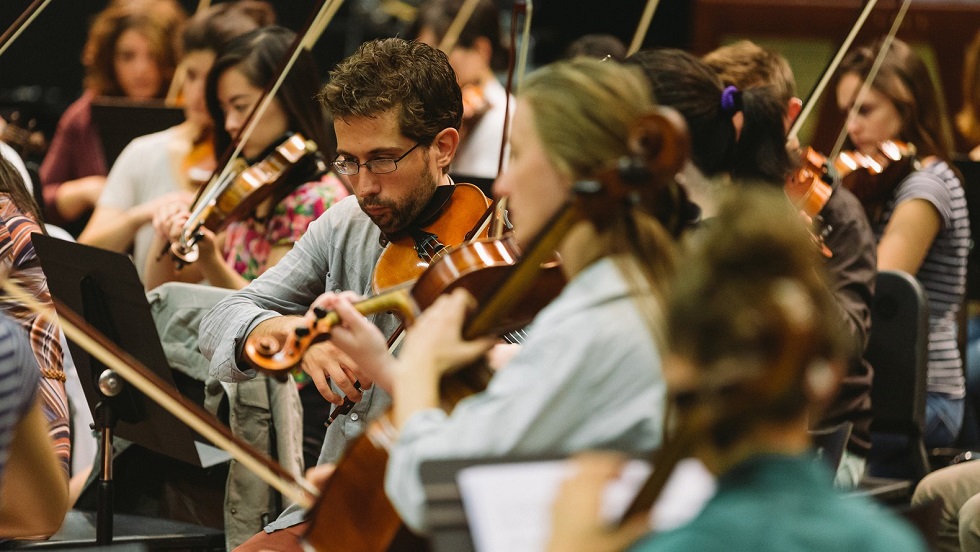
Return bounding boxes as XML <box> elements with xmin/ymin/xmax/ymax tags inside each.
<box><xmin>230</xmin><ymin>508</ymin><xmax>237</xmax><ymax>515</ymax></box>
<box><xmin>350</xmin><ymin>413</ymin><xmax>359</xmax><ymax>421</ymax></box>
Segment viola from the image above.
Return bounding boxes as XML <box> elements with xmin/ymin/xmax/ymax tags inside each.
<box><xmin>784</xmin><ymin>147</ymin><xmax>834</xmax><ymax>258</ymax></box>
<box><xmin>180</xmin><ymin>134</ymin><xmax>216</xmax><ymax>190</ymax></box>
<box><xmin>459</xmin><ymin>83</ymin><xmax>491</xmax><ymax>143</ymax></box>
<box><xmin>169</xmin><ymin>132</ymin><xmax>317</xmax><ymax>264</ymax></box>
<box><xmin>0</xmin><ymin>111</ymin><xmax>47</xmax><ymax>159</ymax></box>
<box><xmin>243</xmin><ymin>200</ymin><xmax>566</xmax><ymax>552</ymax></box>
<box><xmin>835</xmin><ymin>139</ymin><xmax>916</xmax><ymax>219</ymax></box>
<box><xmin>372</xmin><ymin>182</ymin><xmax>492</xmax><ymax>292</ymax></box>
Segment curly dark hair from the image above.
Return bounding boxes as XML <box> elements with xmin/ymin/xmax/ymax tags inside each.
<box><xmin>83</xmin><ymin>0</ymin><xmax>186</xmax><ymax>97</ymax></box>
<box><xmin>319</xmin><ymin>38</ymin><xmax>463</xmax><ymax>146</ymax></box>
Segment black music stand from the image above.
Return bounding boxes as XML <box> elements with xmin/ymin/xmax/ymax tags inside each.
<box><xmin>90</xmin><ymin>97</ymin><xmax>184</xmax><ymax>167</ymax></box>
<box><xmin>31</xmin><ymin>234</ymin><xmax>225</xmax><ymax>548</ymax></box>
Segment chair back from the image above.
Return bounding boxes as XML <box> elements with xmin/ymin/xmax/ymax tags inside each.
<box><xmin>866</xmin><ymin>269</ymin><xmax>930</xmax><ymax>476</ymax></box>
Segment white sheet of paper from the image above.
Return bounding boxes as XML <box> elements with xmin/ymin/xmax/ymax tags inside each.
<box><xmin>457</xmin><ymin>457</ymin><xmax>715</xmax><ymax>552</ymax></box>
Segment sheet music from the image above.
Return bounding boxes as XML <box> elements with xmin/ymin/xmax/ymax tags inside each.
<box><xmin>457</xmin><ymin>458</ymin><xmax>715</xmax><ymax>552</ymax></box>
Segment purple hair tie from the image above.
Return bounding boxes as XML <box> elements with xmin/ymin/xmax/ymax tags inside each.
<box><xmin>720</xmin><ymin>85</ymin><xmax>742</xmax><ymax>115</ymax></box>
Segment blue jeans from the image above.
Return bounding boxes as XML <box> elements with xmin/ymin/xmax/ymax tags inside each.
<box><xmin>925</xmin><ymin>393</ymin><xmax>965</xmax><ymax>448</ymax></box>
<box><xmin>968</xmin><ymin>317</ymin><xmax>980</xmax><ymax>397</ymax></box>
<box><xmin>869</xmin><ymin>394</ymin><xmax>964</xmax><ymax>478</ymax></box>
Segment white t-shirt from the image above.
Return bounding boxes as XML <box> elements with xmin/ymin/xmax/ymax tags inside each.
<box><xmin>453</xmin><ymin>77</ymin><xmax>512</xmax><ymax>179</ymax></box>
<box><xmin>98</xmin><ymin>127</ymin><xmax>181</xmax><ymax>279</ymax></box>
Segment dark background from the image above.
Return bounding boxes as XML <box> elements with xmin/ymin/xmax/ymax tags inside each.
<box><xmin>0</xmin><ymin>0</ymin><xmax>692</xmax><ymax>138</ymax></box>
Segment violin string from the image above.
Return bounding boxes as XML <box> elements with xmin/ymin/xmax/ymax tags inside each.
<box><xmin>829</xmin><ymin>0</ymin><xmax>912</xmax><ymax>161</ymax></box>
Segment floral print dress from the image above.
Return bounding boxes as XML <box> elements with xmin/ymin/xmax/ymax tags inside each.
<box><xmin>222</xmin><ymin>173</ymin><xmax>348</xmax><ymax>281</ymax></box>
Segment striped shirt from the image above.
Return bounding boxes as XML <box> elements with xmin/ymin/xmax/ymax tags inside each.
<box><xmin>0</xmin><ymin>196</ymin><xmax>70</xmax><ymax>475</ymax></box>
<box><xmin>873</xmin><ymin>160</ymin><xmax>969</xmax><ymax>398</ymax></box>
<box><xmin>0</xmin><ymin>312</ymin><xmax>40</xmax><ymax>482</ymax></box>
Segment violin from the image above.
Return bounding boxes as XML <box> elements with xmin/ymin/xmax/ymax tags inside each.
<box><xmin>180</xmin><ymin>133</ymin><xmax>216</xmax><ymax>190</ymax></box>
<box><xmin>784</xmin><ymin>147</ymin><xmax>835</xmax><ymax>258</ymax></box>
<box><xmin>169</xmin><ymin>132</ymin><xmax>317</xmax><ymax>264</ymax></box>
<box><xmin>0</xmin><ymin>111</ymin><xmax>47</xmax><ymax>159</ymax></box>
<box><xmin>459</xmin><ymin>83</ymin><xmax>491</xmax><ymax>142</ymax></box>
<box><xmin>372</xmin><ymin>182</ymin><xmax>492</xmax><ymax>292</ymax></box>
<box><xmin>835</xmin><ymin>140</ymin><xmax>917</xmax><ymax>220</ymax></box>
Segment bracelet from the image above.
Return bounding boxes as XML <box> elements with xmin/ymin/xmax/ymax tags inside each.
<box><xmin>41</xmin><ymin>368</ymin><xmax>67</xmax><ymax>382</ymax></box>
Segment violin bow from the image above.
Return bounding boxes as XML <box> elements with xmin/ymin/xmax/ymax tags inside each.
<box><xmin>786</xmin><ymin>0</ymin><xmax>880</xmax><ymax>144</ymax></box>
<box><xmin>493</xmin><ymin>0</ymin><xmax>531</xmax><ymax>179</ymax></box>
<box><xmin>626</xmin><ymin>0</ymin><xmax>660</xmax><ymax>57</ymax></box>
<box><xmin>438</xmin><ymin>0</ymin><xmax>482</xmax><ymax>54</ymax></box>
<box><xmin>183</xmin><ymin>0</ymin><xmax>344</xmax><ymax>246</ymax></box>
<box><xmin>829</xmin><ymin>0</ymin><xmax>913</xmax><ymax>161</ymax></box>
<box><xmin>0</xmin><ymin>278</ymin><xmax>319</xmax><ymax>509</ymax></box>
<box><xmin>0</xmin><ymin>0</ymin><xmax>54</xmax><ymax>59</ymax></box>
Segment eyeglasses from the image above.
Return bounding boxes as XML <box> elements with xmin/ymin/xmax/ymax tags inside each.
<box><xmin>332</xmin><ymin>143</ymin><xmax>421</xmax><ymax>176</ymax></box>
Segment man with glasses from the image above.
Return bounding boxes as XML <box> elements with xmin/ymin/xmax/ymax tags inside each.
<box><xmin>200</xmin><ymin>38</ymin><xmax>466</xmax><ymax>550</ymax></box>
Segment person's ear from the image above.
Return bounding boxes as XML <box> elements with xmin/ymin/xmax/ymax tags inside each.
<box><xmin>786</xmin><ymin>97</ymin><xmax>803</xmax><ymax>126</ymax></box>
<box><xmin>431</xmin><ymin>127</ymin><xmax>460</xmax><ymax>172</ymax></box>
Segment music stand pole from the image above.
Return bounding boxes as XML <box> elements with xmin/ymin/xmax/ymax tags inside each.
<box><xmin>95</xmin><ymin>369</ymin><xmax>123</xmax><ymax>545</ymax></box>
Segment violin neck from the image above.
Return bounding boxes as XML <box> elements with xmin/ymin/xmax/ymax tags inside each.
<box><xmin>351</xmin><ymin>287</ymin><xmax>419</xmax><ymax>326</ymax></box>
<box><xmin>463</xmin><ymin>202</ymin><xmax>579</xmax><ymax>340</ymax></box>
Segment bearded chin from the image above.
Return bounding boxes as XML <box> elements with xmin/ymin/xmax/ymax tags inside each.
<box><xmin>390</xmin><ymin>168</ymin><xmax>439</xmax><ymax>234</ymax></box>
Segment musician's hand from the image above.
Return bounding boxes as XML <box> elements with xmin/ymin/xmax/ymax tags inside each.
<box><xmin>152</xmin><ymin>201</ymin><xmax>189</xmax><ymax>241</ymax></box>
<box><xmin>138</xmin><ymin>190</ymin><xmax>194</xmax><ymax>229</ymax></box>
<box><xmin>300</xmin><ymin>340</ymin><xmax>365</xmax><ymax>406</ymax></box>
<box><xmin>486</xmin><ymin>342</ymin><xmax>521</xmax><ymax>372</ymax></box>
<box><xmin>304</xmin><ymin>463</ymin><xmax>336</xmax><ymax>489</ymax></box>
<box><xmin>397</xmin><ymin>289</ymin><xmax>496</xmax><ymax>380</ymax></box>
<box><xmin>317</xmin><ymin>292</ymin><xmax>396</xmax><ymax>392</ymax></box>
<box><xmin>162</xmin><ymin>209</ymin><xmax>219</xmax><ymax>263</ymax></box>
<box><xmin>547</xmin><ymin>452</ymin><xmax>652</xmax><ymax>552</ymax></box>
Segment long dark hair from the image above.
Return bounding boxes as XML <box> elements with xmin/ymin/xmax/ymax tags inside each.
<box><xmin>182</xmin><ymin>0</ymin><xmax>275</xmax><ymax>54</ymax></box>
<box><xmin>627</xmin><ymin>49</ymin><xmax>793</xmax><ymax>186</ymax></box>
<box><xmin>839</xmin><ymin>38</ymin><xmax>954</xmax><ymax>162</ymax></box>
<box><xmin>206</xmin><ymin>26</ymin><xmax>335</xmax><ymax>191</ymax></box>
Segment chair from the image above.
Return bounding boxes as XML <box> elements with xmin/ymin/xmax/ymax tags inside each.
<box><xmin>855</xmin><ymin>270</ymin><xmax>930</xmax><ymax>504</ymax></box>
<box><xmin>810</xmin><ymin>421</ymin><xmax>853</xmax><ymax>475</ymax></box>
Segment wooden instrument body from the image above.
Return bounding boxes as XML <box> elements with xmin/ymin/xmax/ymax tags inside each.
<box><xmin>372</xmin><ymin>182</ymin><xmax>492</xmax><ymax>292</ymax></box>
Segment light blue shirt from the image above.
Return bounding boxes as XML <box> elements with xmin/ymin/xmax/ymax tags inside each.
<box><xmin>387</xmin><ymin>257</ymin><xmax>666</xmax><ymax>532</ymax></box>
<box><xmin>199</xmin><ymin>195</ymin><xmax>400</xmax><ymax>531</ymax></box>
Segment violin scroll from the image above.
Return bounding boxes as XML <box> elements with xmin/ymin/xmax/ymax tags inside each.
<box><xmin>576</xmin><ymin>107</ymin><xmax>691</xmax><ymax>234</ymax></box>
<box><xmin>244</xmin><ymin>289</ymin><xmax>418</xmax><ymax>374</ymax></box>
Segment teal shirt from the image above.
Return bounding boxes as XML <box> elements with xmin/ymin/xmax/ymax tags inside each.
<box><xmin>630</xmin><ymin>453</ymin><xmax>924</xmax><ymax>552</ymax></box>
